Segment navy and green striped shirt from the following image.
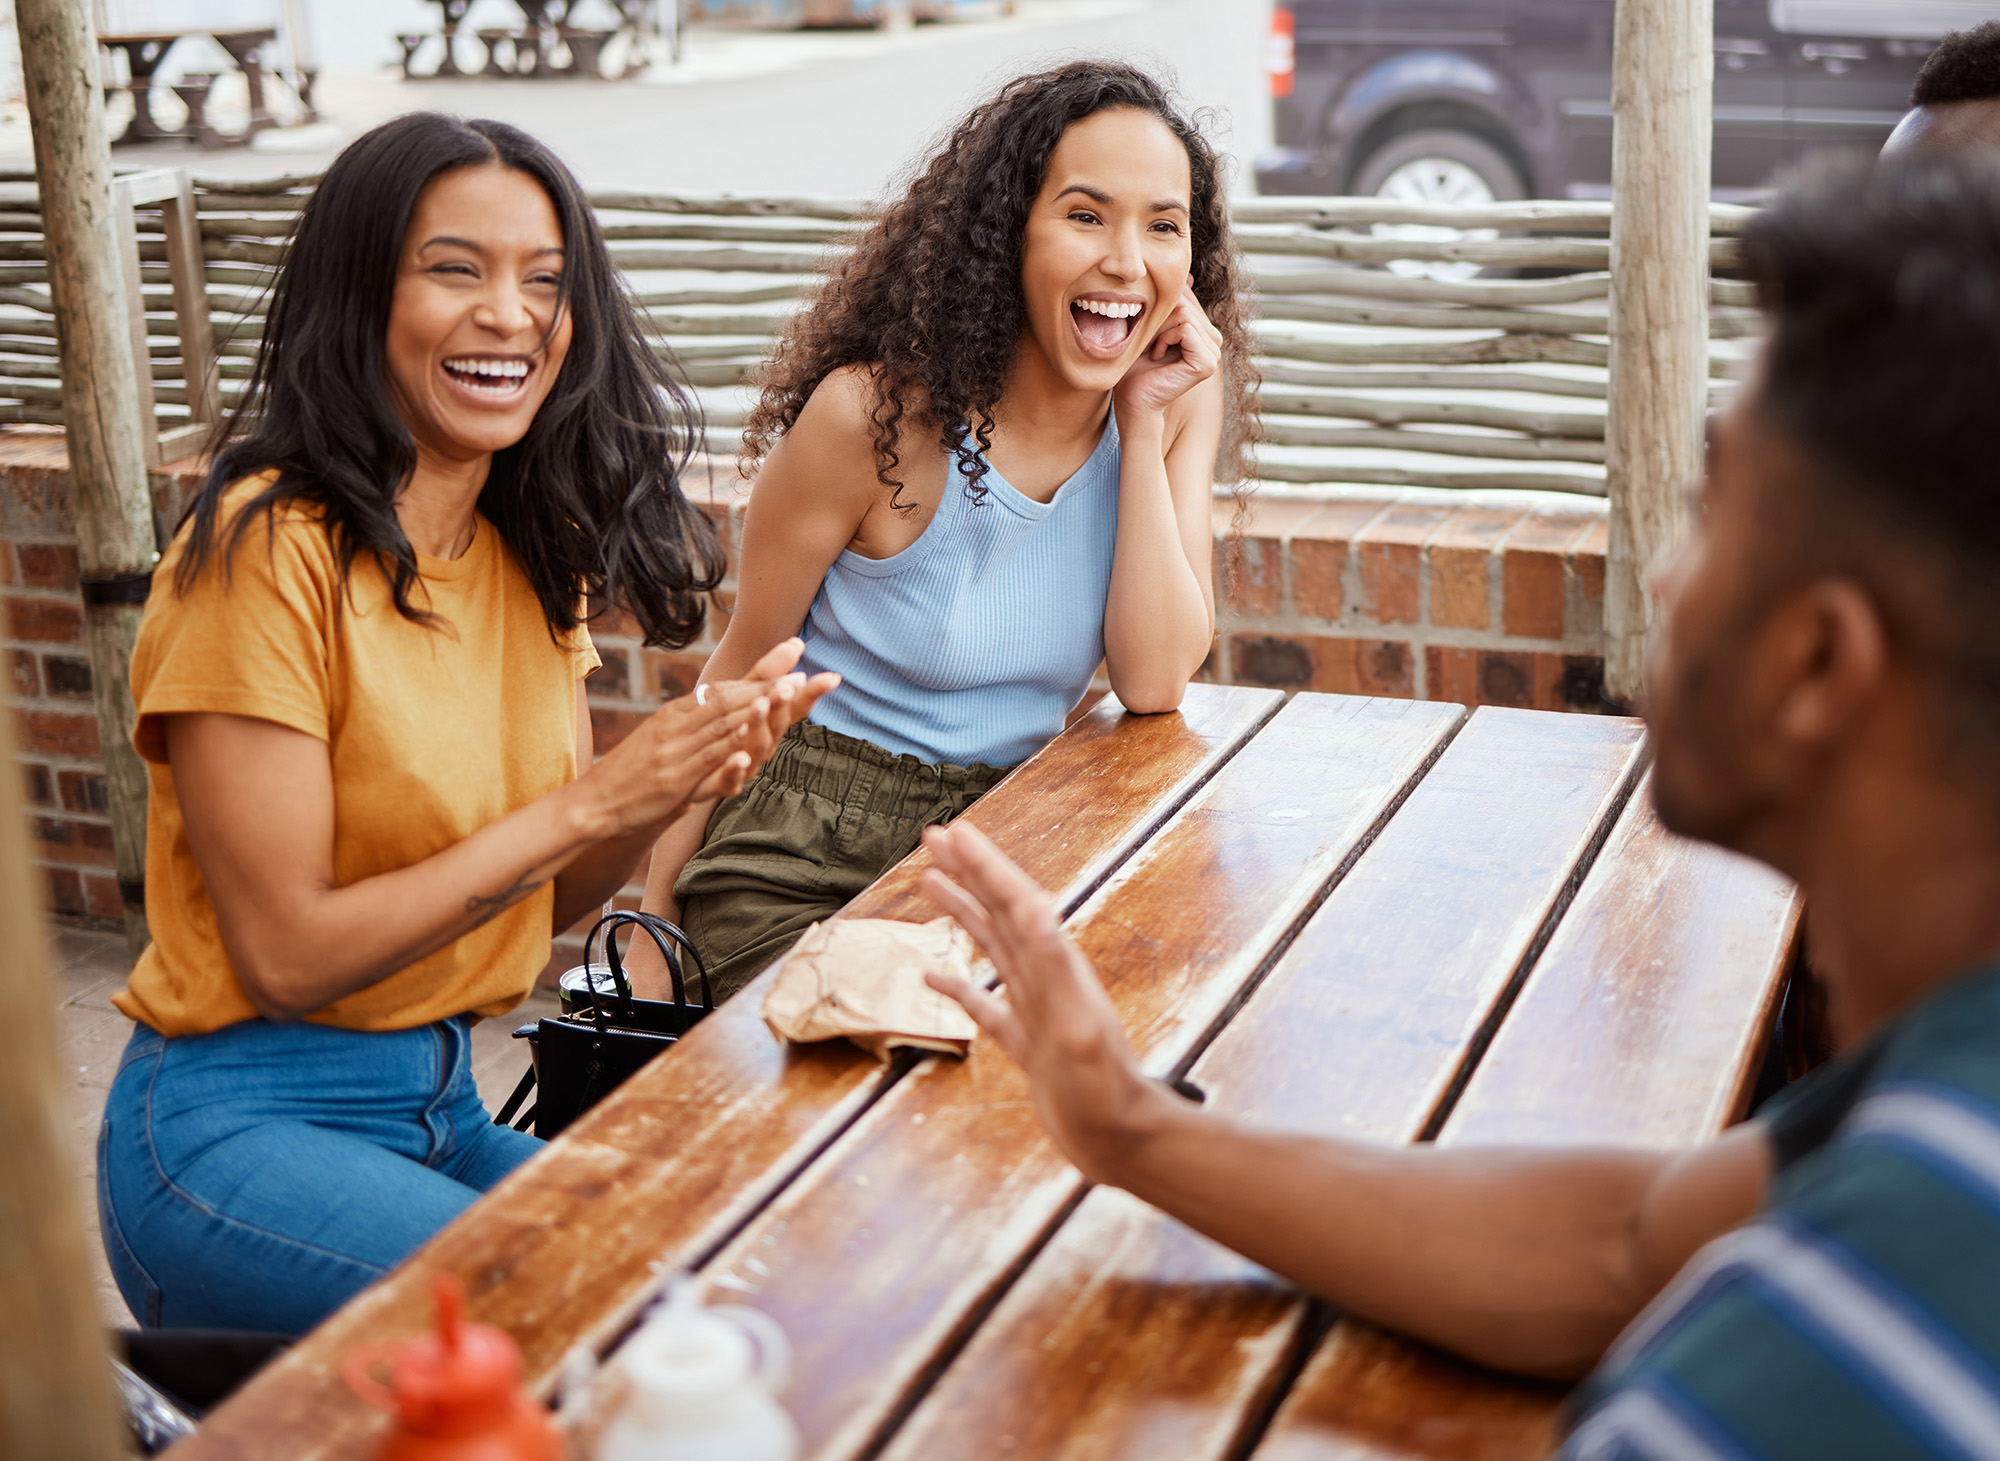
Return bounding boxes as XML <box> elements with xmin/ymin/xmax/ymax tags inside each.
<box><xmin>1565</xmin><ymin>960</ymin><xmax>2000</xmax><ymax>1460</ymax></box>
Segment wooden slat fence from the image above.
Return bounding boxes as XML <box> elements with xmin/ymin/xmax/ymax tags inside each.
<box><xmin>0</xmin><ymin>171</ymin><xmax>1762</xmax><ymax>498</ymax></box>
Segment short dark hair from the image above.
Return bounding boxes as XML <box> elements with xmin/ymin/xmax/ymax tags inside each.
<box><xmin>1742</xmin><ymin>152</ymin><xmax>2000</xmax><ymax>751</ymax></box>
<box><xmin>184</xmin><ymin>112</ymin><xmax>723</xmax><ymax>648</ymax></box>
<box><xmin>1911</xmin><ymin>21</ymin><xmax>2000</xmax><ymax>107</ymax></box>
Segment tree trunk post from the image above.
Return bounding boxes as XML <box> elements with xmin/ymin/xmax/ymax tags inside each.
<box><xmin>19</xmin><ymin>0</ymin><xmax>161</xmax><ymax>954</ymax></box>
<box><xmin>0</xmin><ymin>674</ymin><xmax>125</xmax><ymax>1458</ymax></box>
<box><xmin>1604</xmin><ymin>0</ymin><xmax>1713</xmax><ymax>703</ymax></box>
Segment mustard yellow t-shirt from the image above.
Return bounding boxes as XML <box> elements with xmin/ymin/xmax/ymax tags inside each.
<box><xmin>114</xmin><ymin>477</ymin><xmax>599</xmax><ymax>1037</ymax></box>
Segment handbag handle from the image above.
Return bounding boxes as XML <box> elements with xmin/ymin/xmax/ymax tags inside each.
<box><xmin>582</xmin><ymin>910</ymin><xmax>714</xmax><ymax>1020</ymax></box>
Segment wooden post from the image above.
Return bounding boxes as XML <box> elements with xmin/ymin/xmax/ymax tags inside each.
<box><xmin>1604</xmin><ymin>0</ymin><xmax>1713</xmax><ymax>702</ymax></box>
<box><xmin>0</xmin><ymin>677</ymin><xmax>124</xmax><ymax>1457</ymax></box>
<box><xmin>19</xmin><ymin>0</ymin><xmax>162</xmax><ymax>954</ymax></box>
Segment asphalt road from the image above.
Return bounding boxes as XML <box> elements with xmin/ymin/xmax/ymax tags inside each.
<box><xmin>79</xmin><ymin>0</ymin><xmax>1270</xmax><ymax>200</ymax></box>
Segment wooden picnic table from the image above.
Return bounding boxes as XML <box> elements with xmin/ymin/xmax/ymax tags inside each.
<box><xmin>168</xmin><ymin>686</ymin><xmax>1800</xmax><ymax>1461</ymax></box>
<box><xmin>101</xmin><ymin>29</ymin><xmax>286</xmax><ymax>148</ymax></box>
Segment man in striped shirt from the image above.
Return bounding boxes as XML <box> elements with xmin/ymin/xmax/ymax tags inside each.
<box><xmin>924</xmin><ymin>150</ymin><xmax>2000</xmax><ymax>1457</ymax></box>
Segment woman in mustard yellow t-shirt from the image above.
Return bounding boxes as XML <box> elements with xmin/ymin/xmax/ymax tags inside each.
<box><xmin>96</xmin><ymin>113</ymin><xmax>836</xmax><ymax>1336</ymax></box>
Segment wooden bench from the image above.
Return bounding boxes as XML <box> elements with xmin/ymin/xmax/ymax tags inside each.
<box><xmin>173</xmin><ymin>682</ymin><xmax>1280</xmax><ymax>1460</ymax></box>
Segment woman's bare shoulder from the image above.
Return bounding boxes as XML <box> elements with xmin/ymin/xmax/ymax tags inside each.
<box><xmin>794</xmin><ymin>363</ymin><xmax>932</xmax><ymax>439</ymax></box>
<box><xmin>764</xmin><ymin>364</ymin><xmax>933</xmax><ymax>499</ymax></box>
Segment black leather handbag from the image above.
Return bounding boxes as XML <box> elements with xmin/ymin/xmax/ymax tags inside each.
<box><xmin>493</xmin><ymin>910</ymin><xmax>713</xmax><ymax>1140</ymax></box>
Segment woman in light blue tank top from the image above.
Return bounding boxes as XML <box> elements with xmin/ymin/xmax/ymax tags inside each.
<box><xmin>632</xmin><ymin>62</ymin><xmax>1260</xmax><ymax>1000</ymax></box>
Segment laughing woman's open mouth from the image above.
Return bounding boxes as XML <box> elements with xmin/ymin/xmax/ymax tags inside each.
<box><xmin>1069</xmin><ymin>295</ymin><xmax>1144</xmax><ymax>359</ymax></box>
<box><xmin>442</xmin><ymin>354</ymin><xmax>535</xmax><ymax>399</ymax></box>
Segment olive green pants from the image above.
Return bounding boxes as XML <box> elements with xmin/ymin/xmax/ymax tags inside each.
<box><xmin>674</xmin><ymin>722</ymin><xmax>1011</xmax><ymax>1003</ymax></box>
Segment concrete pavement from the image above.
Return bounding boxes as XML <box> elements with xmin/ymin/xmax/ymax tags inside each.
<box><xmin>8</xmin><ymin>0</ymin><xmax>1269</xmax><ymax>198</ymax></box>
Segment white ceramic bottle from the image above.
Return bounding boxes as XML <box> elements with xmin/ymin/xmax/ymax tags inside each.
<box><xmin>594</xmin><ymin>1281</ymin><xmax>799</xmax><ymax>1461</ymax></box>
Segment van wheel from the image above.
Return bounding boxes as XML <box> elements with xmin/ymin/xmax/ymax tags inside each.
<box><xmin>1351</xmin><ymin>130</ymin><xmax>1526</xmax><ymax>280</ymax></box>
<box><xmin>1352</xmin><ymin>129</ymin><xmax>1527</xmax><ymax>204</ymax></box>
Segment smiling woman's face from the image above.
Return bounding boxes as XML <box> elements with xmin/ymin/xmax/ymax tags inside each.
<box><xmin>1018</xmin><ymin>107</ymin><xmax>1194</xmax><ymax>393</ymax></box>
<box><xmin>385</xmin><ymin>163</ymin><xmax>573</xmax><ymax>463</ymax></box>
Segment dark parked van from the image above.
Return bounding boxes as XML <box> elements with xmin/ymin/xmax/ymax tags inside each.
<box><xmin>1258</xmin><ymin>0</ymin><xmax>1995</xmax><ymax>203</ymax></box>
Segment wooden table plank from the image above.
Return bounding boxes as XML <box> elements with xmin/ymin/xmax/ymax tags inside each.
<box><xmin>689</xmin><ymin>694</ymin><xmax>1468</xmax><ymax>1461</ymax></box>
<box><xmin>1252</xmin><ymin>773</ymin><xmax>1803</xmax><ymax>1461</ymax></box>
<box><xmin>174</xmin><ymin>684</ymin><xmax>1281</xmax><ymax>1461</ymax></box>
<box><xmin>879</xmin><ymin>708</ymin><xmax>1648</xmax><ymax>1461</ymax></box>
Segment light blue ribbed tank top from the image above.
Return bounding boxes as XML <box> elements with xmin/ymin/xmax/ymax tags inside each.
<box><xmin>798</xmin><ymin>415</ymin><xmax>1120</xmax><ymax>768</ymax></box>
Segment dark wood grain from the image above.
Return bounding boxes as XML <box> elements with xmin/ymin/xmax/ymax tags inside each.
<box><xmin>879</xmin><ymin>708</ymin><xmax>1647</xmax><ymax>1461</ymax></box>
<box><xmin>170</xmin><ymin>684</ymin><xmax>1280</xmax><ymax>1461</ymax></box>
<box><xmin>1252</xmin><ymin>773</ymin><xmax>1802</xmax><ymax>1461</ymax></box>
<box><xmin>691</xmin><ymin>694</ymin><xmax>1468</xmax><ymax>1461</ymax></box>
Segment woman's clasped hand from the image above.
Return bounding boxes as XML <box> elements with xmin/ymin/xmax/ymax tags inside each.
<box><xmin>574</xmin><ymin>640</ymin><xmax>838</xmax><ymax>841</ymax></box>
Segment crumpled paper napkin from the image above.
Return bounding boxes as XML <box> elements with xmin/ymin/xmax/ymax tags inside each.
<box><xmin>762</xmin><ymin>916</ymin><xmax>980</xmax><ymax>1061</ymax></box>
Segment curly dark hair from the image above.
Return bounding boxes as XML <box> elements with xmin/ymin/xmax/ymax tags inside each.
<box><xmin>184</xmin><ymin>113</ymin><xmax>722</xmax><ymax>648</ymax></box>
<box><xmin>741</xmin><ymin>60</ymin><xmax>1259</xmax><ymax>503</ymax></box>
<box><xmin>1911</xmin><ymin>21</ymin><xmax>2000</xmax><ymax>107</ymax></box>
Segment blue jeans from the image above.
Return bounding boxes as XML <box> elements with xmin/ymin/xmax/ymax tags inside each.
<box><xmin>99</xmin><ymin>1015</ymin><xmax>541</xmax><ymax>1335</ymax></box>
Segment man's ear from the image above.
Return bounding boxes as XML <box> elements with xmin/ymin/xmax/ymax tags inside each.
<box><xmin>1767</xmin><ymin>579</ymin><xmax>1889</xmax><ymax>746</ymax></box>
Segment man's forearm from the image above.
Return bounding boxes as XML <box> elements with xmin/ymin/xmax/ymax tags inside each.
<box><xmin>1103</xmin><ymin>1090</ymin><xmax>1672</xmax><ymax>1379</ymax></box>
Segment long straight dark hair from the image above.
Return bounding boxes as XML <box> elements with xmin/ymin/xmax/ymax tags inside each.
<box><xmin>179</xmin><ymin>112</ymin><xmax>721</xmax><ymax>647</ymax></box>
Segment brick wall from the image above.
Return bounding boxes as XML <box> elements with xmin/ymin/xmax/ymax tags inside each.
<box><xmin>1</xmin><ymin>431</ymin><xmax>156</xmax><ymax>925</ymax></box>
<box><xmin>2</xmin><ymin>443</ymin><xmax>1610</xmax><ymax>949</ymax></box>
<box><xmin>1203</xmin><ymin>486</ymin><xmax>1613</xmax><ymax>713</ymax></box>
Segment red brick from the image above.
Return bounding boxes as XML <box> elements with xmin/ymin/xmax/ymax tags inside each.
<box><xmin>1290</xmin><ymin>500</ymin><xmax>1387</xmax><ymax>622</ymax></box>
<box><xmin>1532</xmin><ymin>652</ymin><xmax>1570</xmax><ymax>711</ymax></box>
<box><xmin>15</xmin><ymin>542</ymin><xmax>80</xmax><ymax>591</ymax></box>
<box><xmin>57</xmin><ymin>769</ymin><xmax>108</xmax><ymax>815</ymax></box>
<box><xmin>1355</xmin><ymin>505</ymin><xmax>1454</xmax><ymax>626</ymax></box>
<box><xmin>83</xmin><ymin>872</ymin><xmax>124</xmax><ymax>923</ymax></box>
<box><xmin>41</xmin><ymin>654</ymin><xmax>92</xmax><ymax>699</ymax></box>
<box><xmin>33</xmin><ymin>816</ymin><xmax>115</xmax><ymax>867</ymax></box>
<box><xmin>22</xmin><ymin>762</ymin><xmax>53</xmax><ymax>807</ymax></box>
<box><xmin>1343</xmin><ymin>638</ymin><xmax>1416</xmax><ymax>698</ymax></box>
<box><xmin>1224</xmin><ymin>498</ymin><xmax>1324</xmax><ymax>618</ymax></box>
<box><xmin>1501</xmin><ymin>512</ymin><xmax>1598</xmax><ymax>641</ymax></box>
<box><xmin>17</xmin><ymin>708</ymin><xmax>99</xmax><ymax>757</ymax></box>
<box><xmin>1570</xmin><ymin>517</ymin><xmax>1609</xmax><ymax>640</ymax></box>
<box><xmin>0</xmin><ymin>542</ymin><xmax>12</xmax><ymax>585</ymax></box>
<box><xmin>1234</xmin><ymin>634</ymin><xmax>1414</xmax><ymax>697</ymax></box>
<box><xmin>1229</xmin><ymin>634</ymin><xmax>1314</xmax><ymax>689</ymax></box>
<box><xmin>43</xmin><ymin>864</ymin><xmax>84</xmax><ymax>915</ymax></box>
<box><xmin>1475</xmin><ymin>650</ymin><xmax>1537</xmax><ymax>709</ymax></box>
<box><xmin>588</xmin><ymin>705</ymin><xmax>654</xmax><ymax>754</ymax></box>
<box><xmin>9</xmin><ymin>647</ymin><xmax>38</xmax><ymax>696</ymax></box>
<box><xmin>1425</xmin><ymin>507</ymin><xmax>1525</xmax><ymax>631</ymax></box>
<box><xmin>5</xmin><ymin>593</ymin><xmax>84</xmax><ymax>644</ymax></box>
<box><xmin>645</xmin><ymin>650</ymin><xmax>708</xmax><ymax>702</ymax></box>
<box><xmin>1426</xmin><ymin>645</ymin><xmax>1479</xmax><ymax>705</ymax></box>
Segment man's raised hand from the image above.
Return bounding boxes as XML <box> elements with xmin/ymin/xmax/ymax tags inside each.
<box><xmin>919</xmin><ymin>822</ymin><xmax>1165</xmax><ymax>1182</ymax></box>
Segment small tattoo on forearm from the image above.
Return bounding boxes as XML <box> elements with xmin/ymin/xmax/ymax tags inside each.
<box><xmin>466</xmin><ymin>877</ymin><xmax>544</xmax><ymax>927</ymax></box>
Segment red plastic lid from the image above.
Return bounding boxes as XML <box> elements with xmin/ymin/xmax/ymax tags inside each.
<box><xmin>379</xmin><ymin>1276</ymin><xmax>527</xmax><ymax>1437</ymax></box>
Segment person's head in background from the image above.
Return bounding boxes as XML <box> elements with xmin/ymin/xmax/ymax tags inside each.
<box><xmin>1644</xmin><ymin>152</ymin><xmax>2000</xmax><ymax>1033</ymax></box>
<box><xmin>1883</xmin><ymin>21</ymin><xmax>2000</xmax><ymax>156</ymax></box>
